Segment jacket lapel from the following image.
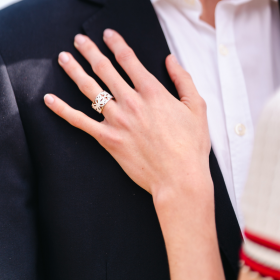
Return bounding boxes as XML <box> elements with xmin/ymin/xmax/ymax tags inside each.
<box><xmin>81</xmin><ymin>0</ymin><xmax>241</xmax><ymax>274</ymax></box>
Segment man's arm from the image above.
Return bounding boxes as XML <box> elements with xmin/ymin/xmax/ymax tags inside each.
<box><xmin>0</xmin><ymin>54</ymin><xmax>37</xmax><ymax>280</ymax></box>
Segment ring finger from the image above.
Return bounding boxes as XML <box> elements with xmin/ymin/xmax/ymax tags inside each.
<box><xmin>58</xmin><ymin>51</ymin><xmax>117</xmax><ymax>118</ymax></box>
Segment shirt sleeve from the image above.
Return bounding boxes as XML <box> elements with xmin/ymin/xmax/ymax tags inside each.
<box><xmin>0</xmin><ymin>53</ymin><xmax>37</xmax><ymax>280</ymax></box>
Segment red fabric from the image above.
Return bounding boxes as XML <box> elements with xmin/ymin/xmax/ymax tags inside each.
<box><xmin>240</xmin><ymin>249</ymin><xmax>280</xmax><ymax>280</ymax></box>
<box><xmin>245</xmin><ymin>230</ymin><xmax>280</xmax><ymax>252</ymax></box>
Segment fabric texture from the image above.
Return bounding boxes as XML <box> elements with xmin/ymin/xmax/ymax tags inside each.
<box><xmin>152</xmin><ymin>0</ymin><xmax>280</xmax><ymax>228</ymax></box>
<box><xmin>0</xmin><ymin>53</ymin><xmax>37</xmax><ymax>280</ymax></box>
<box><xmin>241</xmin><ymin>90</ymin><xmax>280</xmax><ymax>278</ymax></box>
<box><xmin>0</xmin><ymin>0</ymin><xmax>241</xmax><ymax>279</ymax></box>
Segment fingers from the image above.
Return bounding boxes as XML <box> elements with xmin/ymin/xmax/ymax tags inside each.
<box><xmin>58</xmin><ymin>51</ymin><xmax>117</xmax><ymax>118</ymax></box>
<box><xmin>44</xmin><ymin>93</ymin><xmax>104</xmax><ymax>140</ymax></box>
<box><xmin>58</xmin><ymin>52</ymin><xmax>103</xmax><ymax>101</ymax></box>
<box><xmin>74</xmin><ymin>34</ymin><xmax>131</xmax><ymax>98</ymax></box>
<box><xmin>165</xmin><ymin>54</ymin><xmax>207</xmax><ymax>113</ymax></box>
<box><xmin>102</xmin><ymin>29</ymin><xmax>152</xmax><ymax>90</ymax></box>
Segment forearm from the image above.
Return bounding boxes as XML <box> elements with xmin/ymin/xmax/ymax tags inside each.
<box><xmin>44</xmin><ymin>29</ymin><xmax>219</xmax><ymax>279</ymax></box>
<box><xmin>153</xmin><ymin>172</ymin><xmax>225</xmax><ymax>280</ymax></box>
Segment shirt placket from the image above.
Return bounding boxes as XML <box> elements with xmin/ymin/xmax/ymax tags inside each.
<box><xmin>215</xmin><ymin>2</ymin><xmax>255</xmax><ymax>229</ymax></box>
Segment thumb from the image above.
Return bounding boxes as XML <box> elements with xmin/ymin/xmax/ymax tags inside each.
<box><xmin>166</xmin><ymin>54</ymin><xmax>206</xmax><ymax>112</ymax></box>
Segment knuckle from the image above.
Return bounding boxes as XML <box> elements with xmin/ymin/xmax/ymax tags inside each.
<box><xmin>105</xmin><ymin>131</ymin><xmax>123</xmax><ymax>148</ymax></box>
<box><xmin>116</xmin><ymin>47</ymin><xmax>135</xmax><ymax>63</ymax></box>
<box><xmin>177</xmin><ymin>73</ymin><xmax>191</xmax><ymax>87</ymax></box>
<box><xmin>125</xmin><ymin>96</ymin><xmax>137</xmax><ymax>110</ymax></box>
<box><xmin>67</xmin><ymin>63</ymin><xmax>79</xmax><ymax>76</ymax></box>
<box><xmin>110</xmin><ymin>79</ymin><xmax>121</xmax><ymax>92</ymax></box>
<box><xmin>93</xmin><ymin>58</ymin><xmax>111</xmax><ymax>73</ymax></box>
<box><xmin>115</xmin><ymin>111</ymin><xmax>130</xmax><ymax>128</ymax></box>
<box><xmin>183</xmin><ymin>71</ymin><xmax>192</xmax><ymax>81</ymax></box>
<box><xmin>173</xmin><ymin>71</ymin><xmax>192</xmax><ymax>88</ymax></box>
<box><xmin>83</xmin><ymin>40</ymin><xmax>94</xmax><ymax>52</ymax></box>
<box><xmin>57</xmin><ymin>105</ymin><xmax>66</xmax><ymax>116</ymax></box>
<box><xmin>170</xmin><ymin>71</ymin><xmax>181</xmax><ymax>87</ymax></box>
<box><xmin>70</xmin><ymin>111</ymin><xmax>84</xmax><ymax>128</ymax></box>
<box><xmin>173</xmin><ymin>75</ymin><xmax>182</xmax><ymax>89</ymax></box>
<box><xmin>95</xmin><ymin>127</ymin><xmax>107</xmax><ymax>144</ymax></box>
<box><xmin>97</xmin><ymin>131</ymin><xmax>108</xmax><ymax>145</ymax></box>
<box><xmin>79</xmin><ymin>81</ymin><xmax>93</xmax><ymax>94</ymax></box>
<box><xmin>197</xmin><ymin>96</ymin><xmax>207</xmax><ymax>112</ymax></box>
<box><xmin>140</xmin><ymin>78</ymin><xmax>157</xmax><ymax>94</ymax></box>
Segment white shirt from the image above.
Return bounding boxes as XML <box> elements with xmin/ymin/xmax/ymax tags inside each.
<box><xmin>151</xmin><ymin>0</ymin><xmax>280</xmax><ymax>228</ymax></box>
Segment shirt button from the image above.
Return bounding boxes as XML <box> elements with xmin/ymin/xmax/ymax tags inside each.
<box><xmin>219</xmin><ymin>44</ymin><xmax>228</xmax><ymax>56</ymax></box>
<box><xmin>235</xmin><ymin>124</ymin><xmax>246</xmax><ymax>136</ymax></box>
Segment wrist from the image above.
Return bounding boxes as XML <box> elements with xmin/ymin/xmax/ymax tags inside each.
<box><xmin>150</xmin><ymin>152</ymin><xmax>213</xmax><ymax>194</ymax></box>
<box><xmin>153</xmin><ymin>174</ymin><xmax>215</xmax><ymax>227</ymax></box>
<box><xmin>152</xmin><ymin>168</ymin><xmax>214</xmax><ymax>212</ymax></box>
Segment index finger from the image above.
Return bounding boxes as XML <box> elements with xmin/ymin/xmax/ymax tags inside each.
<box><xmin>44</xmin><ymin>94</ymin><xmax>105</xmax><ymax>141</ymax></box>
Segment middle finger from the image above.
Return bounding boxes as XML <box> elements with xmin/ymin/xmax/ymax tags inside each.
<box><xmin>74</xmin><ymin>34</ymin><xmax>132</xmax><ymax>98</ymax></box>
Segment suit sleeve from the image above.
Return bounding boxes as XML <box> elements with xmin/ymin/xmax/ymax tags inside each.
<box><xmin>0</xmin><ymin>54</ymin><xmax>37</xmax><ymax>280</ymax></box>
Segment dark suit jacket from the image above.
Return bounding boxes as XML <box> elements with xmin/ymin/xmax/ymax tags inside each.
<box><xmin>0</xmin><ymin>0</ymin><xmax>242</xmax><ymax>279</ymax></box>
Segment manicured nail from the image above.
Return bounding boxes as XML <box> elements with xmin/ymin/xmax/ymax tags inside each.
<box><xmin>170</xmin><ymin>54</ymin><xmax>178</xmax><ymax>64</ymax></box>
<box><xmin>103</xmin><ymin>29</ymin><xmax>114</xmax><ymax>39</ymax></box>
<box><xmin>58</xmin><ymin>52</ymin><xmax>69</xmax><ymax>64</ymax></box>
<box><xmin>74</xmin><ymin>34</ymin><xmax>86</xmax><ymax>46</ymax></box>
<box><xmin>44</xmin><ymin>94</ymin><xmax>54</xmax><ymax>105</ymax></box>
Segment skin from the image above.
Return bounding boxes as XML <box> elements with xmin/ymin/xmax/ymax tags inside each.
<box><xmin>200</xmin><ymin>0</ymin><xmax>221</xmax><ymax>28</ymax></box>
<box><xmin>238</xmin><ymin>266</ymin><xmax>269</xmax><ymax>280</ymax></box>
<box><xmin>44</xmin><ymin>29</ymin><xmax>224</xmax><ymax>280</ymax></box>
<box><xmin>43</xmin><ymin>1</ymin><xmax>261</xmax><ymax>279</ymax></box>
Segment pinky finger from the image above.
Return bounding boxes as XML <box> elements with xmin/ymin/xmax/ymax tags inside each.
<box><xmin>44</xmin><ymin>93</ymin><xmax>104</xmax><ymax>140</ymax></box>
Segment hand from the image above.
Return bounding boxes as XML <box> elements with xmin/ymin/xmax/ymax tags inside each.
<box><xmin>44</xmin><ymin>30</ymin><xmax>222</xmax><ymax>280</ymax></box>
<box><xmin>44</xmin><ymin>29</ymin><xmax>211</xmax><ymax>199</ymax></box>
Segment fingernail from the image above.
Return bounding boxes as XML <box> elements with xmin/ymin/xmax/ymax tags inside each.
<box><xmin>103</xmin><ymin>29</ymin><xmax>114</xmax><ymax>39</ymax></box>
<box><xmin>170</xmin><ymin>54</ymin><xmax>178</xmax><ymax>64</ymax></box>
<box><xmin>44</xmin><ymin>94</ymin><xmax>54</xmax><ymax>105</ymax></box>
<box><xmin>58</xmin><ymin>52</ymin><xmax>69</xmax><ymax>64</ymax></box>
<box><xmin>74</xmin><ymin>34</ymin><xmax>86</xmax><ymax>46</ymax></box>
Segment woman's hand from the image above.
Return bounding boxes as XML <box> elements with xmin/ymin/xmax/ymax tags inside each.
<box><xmin>44</xmin><ymin>29</ymin><xmax>211</xmax><ymax>199</ymax></box>
<box><xmin>44</xmin><ymin>29</ymin><xmax>224</xmax><ymax>280</ymax></box>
